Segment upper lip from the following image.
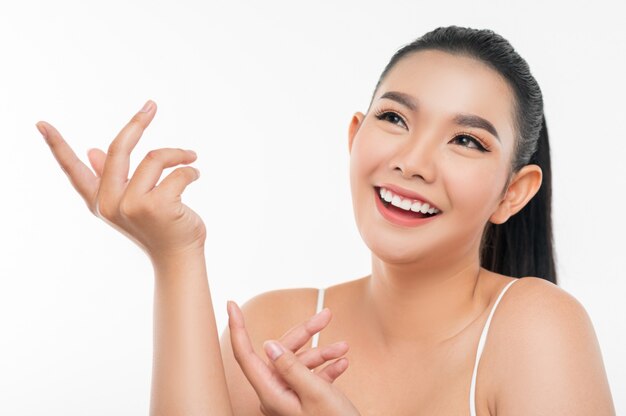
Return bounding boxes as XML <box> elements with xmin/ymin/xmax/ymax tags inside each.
<box><xmin>375</xmin><ymin>183</ymin><xmax>442</xmax><ymax>211</ymax></box>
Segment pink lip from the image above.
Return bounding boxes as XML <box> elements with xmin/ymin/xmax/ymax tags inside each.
<box><xmin>374</xmin><ymin>188</ymin><xmax>440</xmax><ymax>227</ymax></box>
<box><xmin>376</xmin><ymin>183</ymin><xmax>441</xmax><ymax>211</ymax></box>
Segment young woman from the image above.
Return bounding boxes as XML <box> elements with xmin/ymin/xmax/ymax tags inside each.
<box><xmin>37</xmin><ymin>26</ymin><xmax>615</xmax><ymax>415</ymax></box>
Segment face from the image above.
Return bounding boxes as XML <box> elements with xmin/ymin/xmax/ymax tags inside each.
<box><xmin>348</xmin><ymin>49</ymin><xmax>527</xmax><ymax>266</ymax></box>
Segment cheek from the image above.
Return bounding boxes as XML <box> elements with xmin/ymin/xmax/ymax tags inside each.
<box><xmin>349</xmin><ymin>130</ymin><xmax>391</xmax><ymax>225</ymax></box>
<box><xmin>443</xmin><ymin>159</ymin><xmax>507</xmax><ymax>221</ymax></box>
<box><xmin>350</xmin><ymin>131</ymin><xmax>385</xmax><ymax>190</ymax></box>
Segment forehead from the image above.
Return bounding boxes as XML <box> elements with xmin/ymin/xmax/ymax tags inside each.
<box><xmin>377</xmin><ymin>49</ymin><xmax>516</xmax><ymax>142</ymax></box>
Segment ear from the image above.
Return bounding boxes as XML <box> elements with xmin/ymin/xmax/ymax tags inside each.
<box><xmin>490</xmin><ymin>164</ymin><xmax>543</xmax><ymax>224</ymax></box>
<box><xmin>348</xmin><ymin>111</ymin><xmax>365</xmax><ymax>154</ymax></box>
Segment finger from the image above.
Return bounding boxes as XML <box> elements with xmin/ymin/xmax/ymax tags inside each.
<box><xmin>126</xmin><ymin>148</ymin><xmax>197</xmax><ymax>197</ymax></box>
<box><xmin>316</xmin><ymin>357</ymin><xmax>349</xmax><ymax>384</ymax></box>
<box><xmin>99</xmin><ymin>100</ymin><xmax>156</xmax><ymax>199</ymax></box>
<box><xmin>37</xmin><ymin>121</ymin><xmax>99</xmax><ymax>210</ymax></box>
<box><xmin>264</xmin><ymin>339</ymin><xmax>323</xmax><ymax>400</ymax></box>
<box><xmin>153</xmin><ymin>166</ymin><xmax>200</xmax><ymax>199</ymax></box>
<box><xmin>297</xmin><ymin>341</ymin><xmax>349</xmax><ymax>369</ymax></box>
<box><xmin>278</xmin><ymin>308</ymin><xmax>332</xmax><ymax>353</ymax></box>
<box><xmin>227</xmin><ymin>302</ymin><xmax>292</xmax><ymax>401</ymax></box>
<box><xmin>87</xmin><ymin>148</ymin><xmax>106</xmax><ymax>177</ymax></box>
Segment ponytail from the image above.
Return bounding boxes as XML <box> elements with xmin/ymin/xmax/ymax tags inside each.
<box><xmin>480</xmin><ymin>115</ymin><xmax>557</xmax><ymax>284</ymax></box>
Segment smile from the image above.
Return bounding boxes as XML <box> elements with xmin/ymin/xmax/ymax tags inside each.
<box><xmin>374</xmin><ymin>186</ymin><xmax>441</xmax><ymax>227</ymax></box>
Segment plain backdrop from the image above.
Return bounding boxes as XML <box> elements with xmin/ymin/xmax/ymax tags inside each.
<box><xmin>1</xmin><ymin>0</ymin><xmax>624</xmax><ymax>414</ymax></box>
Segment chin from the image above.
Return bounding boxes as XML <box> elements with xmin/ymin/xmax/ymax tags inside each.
<box><xmin>359</xmin><ymin>226</ymin><xmax>436</xmax><ymax>265</ymax></box>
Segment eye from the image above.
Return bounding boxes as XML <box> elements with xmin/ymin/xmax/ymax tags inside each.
<box><xmin>374</xmin><ymin>110</ymin><xmax>407</xmax><ymax>129</ymax></box>
<box><xmin>450</xmin><ymin>134</ymin><xmax>489</xmax><ymax>152</ymax></box>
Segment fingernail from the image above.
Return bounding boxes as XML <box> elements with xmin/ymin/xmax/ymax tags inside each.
<box><xmin>312</xmin><ymin>307</ymin><xmax>330</xmax><ymax>319</ymax></box>
<box><xmin>139</xmin><ymin>100</ymin><xmax>153</xmax><ymax>113</ymax></box>
<box><xmin>264</xmin><ymin>340</ymin><xmax>285</xmax><ymax>361</ymax></box>
<box><xmin>36</xmin><ymin>123</ymin><xmax>48</xmax><ymax>140</ymax></box>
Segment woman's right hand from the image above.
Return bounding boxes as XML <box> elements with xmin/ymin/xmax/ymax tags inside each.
<box><xmin>37</xmin><ymin>100</ymin><xmax>206</xmax><ymax>261</ymax></box>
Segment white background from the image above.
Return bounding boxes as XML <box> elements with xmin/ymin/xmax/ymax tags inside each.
<box><xmin>1</xmin><ymin>0</ymin><xmax>624</xmax><ymax>414</ymax></box>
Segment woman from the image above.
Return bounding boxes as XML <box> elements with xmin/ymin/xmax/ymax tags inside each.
<box><xmin>37</xmin><ymin>26</ymin><xmax>615</xmax><ymax>415</ymax></box>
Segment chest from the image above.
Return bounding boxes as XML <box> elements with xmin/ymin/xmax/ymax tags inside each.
<box><xmin>319</xmin><ymin>330</ymin><xmax>495</xmax><ymax>415</ymax></box>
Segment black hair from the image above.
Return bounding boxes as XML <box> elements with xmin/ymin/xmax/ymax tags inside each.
<box><xmin>369</xmin><ymin>26</ymin><xmax>557</xmax><ymax>284</ymax></box>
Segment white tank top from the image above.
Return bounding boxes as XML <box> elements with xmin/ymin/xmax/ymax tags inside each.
<box><xmin>310</xmin><ymin>279</ymin><xmax>518</xmax><ymax>416</ymax></box>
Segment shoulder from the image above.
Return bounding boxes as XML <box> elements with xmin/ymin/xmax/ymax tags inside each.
<box><xmin>487</xmin><ymin>277</ymin><xmax>615</xmax><ymax>415</ymax></box>
<box><xmin>238</xmin><ymin>287</ymin><xmax>322</xmax><ymax>341</ymax></box>
<box><xmin>221</xmin><ymin>286</ymin><xmax>322</xmax><ymax>355</ymax></box>
<box><xmin>496</xmin><ymin>276</ymin><xmax>586</xmax><ymax>324</ymax></box>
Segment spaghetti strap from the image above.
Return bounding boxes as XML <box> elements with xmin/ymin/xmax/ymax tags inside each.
<box><xmin>469</xmin><ymin>279</ymin><xmax>518</xmax><ymax>416</ymax></box>
<box><xmin>311</xmin><ymin>288</ymin><xmax>325</xmax><ymax>349</ymax></box>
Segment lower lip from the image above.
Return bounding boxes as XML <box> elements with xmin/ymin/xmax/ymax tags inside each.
<box><xmin>374</xmin><ymin>188</ymin><xmax>441</xmax><ymax>227</ymax></box>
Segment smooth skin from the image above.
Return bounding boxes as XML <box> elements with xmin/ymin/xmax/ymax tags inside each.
<box><xmin>39</xmin><ymin>49</ymin><xmax>615</xmax><ymax>415</ymax></box>
<box><xmin>38</xmin><ymin>101</ymin><xmax>355</xmax><ymax>415</ymax></box>
<box><xmin>219</xmin><ymin>50</ymin><xmax>615</xmax><ymax>415</ymax></box>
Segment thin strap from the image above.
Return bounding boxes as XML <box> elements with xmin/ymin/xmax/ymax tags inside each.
<box><xmin>469</xmin><ymin>279</ymin><xmax>518</xmax><ymax>416</ymax></box>
<box><xmin>310</xmin><ymin>288</ymin><xmax>325</xmax><ymax>349</ymax></box>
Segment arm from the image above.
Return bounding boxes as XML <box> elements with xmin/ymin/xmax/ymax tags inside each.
<box><xmin>38</xmin><ymin>101</ymin><xmax>233</xmax><ymax>415</ymax></box>
<box><xmin>150</xmin><ymin>250</ymin><xmax>232</xmax><ymax>415</ymax></box>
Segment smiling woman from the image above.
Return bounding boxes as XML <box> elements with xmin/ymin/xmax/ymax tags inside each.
<box><xmin>38</xmin><ymin>25</ymin><xmax>615</xmax><ymax>415</ymax></box>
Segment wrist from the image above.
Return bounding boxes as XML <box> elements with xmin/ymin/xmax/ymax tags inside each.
<box><xmin>149</xmin><ymin>245</ymin><xmax>206</xmax><ymax>273</ymax></box>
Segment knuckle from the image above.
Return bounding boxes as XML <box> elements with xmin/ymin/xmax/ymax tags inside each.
<box><xmin>259</xmin><ymin>401</ymin><xmax>279</xmax><ymax>416</ymax></box>
<box><xmin>89</xmin><ymin>201</ymin><xmax>100</xmax><ymax>217</ymax></box>
<box><xmin>119</xmin><ymin>196</ymin><xmax>147</xmax><ymax>219</ymax></box>
<box><xmin>259</xmin><ymin>403</ymin><xmax>272</xmax><ymax>415</ymax></box>
<box><xmin>128</xmin><ymin>114</ymin><xmax>145</xmax><ymax>128</ymax></box>
<box><xmin>145</xmin><ymin>149</ymin><xmax>162</xmax><ymax>162</ymax></box>
<box><xmin>231</xmin><ymin>345</ymin><xmax>244</xmax><ymax>363</ymax></box>
<box><xmin>107</xmin><ymin>141</ymin><xmax>124</xmax><ymax>157</ymax></box>
<box><xmin>96</xmin><ymin>199</ymin><xmax>118</xmax><ymax>221</ymax></box>
<box><xmin>278</xmin><ymin>355</ymin><xmax>297</xmax><ymax>376</ymax></box>
<box><xmin>172</xmin><ymin>167</ymin><xmax>194</xmax><ymax>181</ymax></box>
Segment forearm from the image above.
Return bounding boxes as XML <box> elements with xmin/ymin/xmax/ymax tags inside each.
<box><xmin>150</xmin><ymin>249</ymin><xmax>233</xmax><ymax>416</ymax></box>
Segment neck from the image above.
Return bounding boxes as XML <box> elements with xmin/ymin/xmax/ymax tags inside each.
<box><xmin>364</xmin><ymin>251</ymin><xmax>487</xmax><ymax>348</ymax></box>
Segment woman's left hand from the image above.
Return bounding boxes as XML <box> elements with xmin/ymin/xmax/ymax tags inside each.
<box><xmin>227</xmin><ymin>302</ymin><xmax>361</xmax><ymax>416</ymax></box>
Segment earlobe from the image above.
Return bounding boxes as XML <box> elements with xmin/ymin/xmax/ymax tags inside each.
<box><xmin>489</xmin><ymin>165</ymin><xmax>543</xmax><ymax>224</ymax></box>
<box><xmin>348</xmin><ymin>112</ymin><xmax>365</xmax><ymax>154</ymax></box>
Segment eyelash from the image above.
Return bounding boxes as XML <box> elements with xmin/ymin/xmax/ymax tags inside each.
<box><xmin>373</xmin><ymin>109</ymin><xmax>491</xmax><ymax>153</ymax></box>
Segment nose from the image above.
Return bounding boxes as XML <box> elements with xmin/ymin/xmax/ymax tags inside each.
<box><xmin>388</xmin><ymin>135</ymin><xmax>438</xmax><ymax>183</ymax></box>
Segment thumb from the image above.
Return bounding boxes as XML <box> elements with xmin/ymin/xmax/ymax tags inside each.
<box><xmin>264</xmin><ymin>340</ymin><xmax>321</xmax><ymax>399</ymax></box>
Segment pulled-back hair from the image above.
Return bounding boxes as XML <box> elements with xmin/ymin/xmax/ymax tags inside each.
<box><xmin>370</xmin><ymin>26</ymin><xmax>557</xmax><ymax>284</ymax></box>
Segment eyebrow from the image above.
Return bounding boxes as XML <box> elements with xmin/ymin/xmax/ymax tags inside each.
<box><xmin>378</xmin><ymin>90</ymin><xmax>501</xmax><ymax>142</ymax></box>
<box><xmin>379</xmin><ymin>91</ymin><xmax>418</xmax><ymax>111</ymax></box>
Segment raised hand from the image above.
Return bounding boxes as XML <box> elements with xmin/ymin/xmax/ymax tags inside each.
<box><xmin>228</xmin><ymin>301</ymin><xmax>361</xmax><ymax>416</ymax></box>
<box><xmin>36</xmin><ymin>100</ymin><xmax>205</xmax><ymax>261</ymax></box>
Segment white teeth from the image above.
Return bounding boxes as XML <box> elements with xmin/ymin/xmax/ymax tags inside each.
<box><xmin>377</xmin><ymin>187</ymin><xmax>440</xmax><ymax>214</ymax></box>
<box><xmin>400</xmin><ymin>199</ymin><xmax>412</xmax><ymax>210</ymax></box>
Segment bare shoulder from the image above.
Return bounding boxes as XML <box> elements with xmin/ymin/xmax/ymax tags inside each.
<box><xmin>219</xmin><ymin>287</ymin><xmax>320</xmax><ymax>415</ymax></box>
<box><xmin>498</xmin><ymin>276</ymin><xmax>582</xmax><ymax>313</ymax></box>
<box><xmin>487</xmin><ymin>277</ymin><xmax>615</xmax><ymax>415</ymax></box>
<box><xmin>237</xmin><ymin>287</ymin><xmax>321</xmax><ymax>342</ymax></box>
